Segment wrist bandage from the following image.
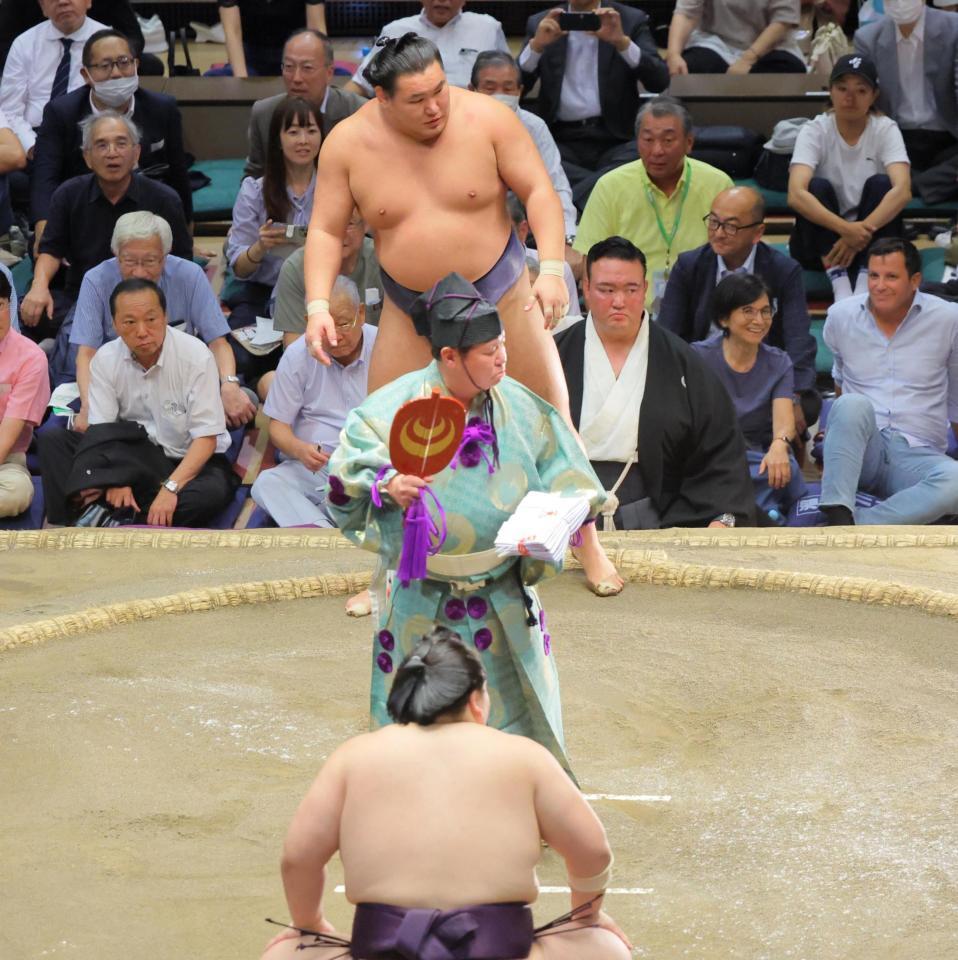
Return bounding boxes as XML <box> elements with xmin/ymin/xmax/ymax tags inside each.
<box><xmin>306</xmin><ymin>299</ymin><xmax>330</xmax><ymax>317</ymax></box>
<box><xmin>569</xmin><ymin>854</ymin><xmax>613</xmax><ymax>893</ymax></box>
<box><xmin>538</xmin><ymin>259</ymin><xmax>566</xmax><ymax>278</ymax></box>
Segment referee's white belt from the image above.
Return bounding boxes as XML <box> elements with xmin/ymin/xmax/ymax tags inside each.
<box><xmin>426</xmin><ymin>548</ymin><xmax>505</xmax><ymax>579</ymax></box>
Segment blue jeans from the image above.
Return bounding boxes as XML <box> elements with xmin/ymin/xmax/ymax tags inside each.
<box><xmin>821</xmin><ymin>394</ymin><xmax>958</xmax><ymax>524</ymax></box>
<box><xmin>746</xmin><ymin>447</ymin><xmax>807</xmax><ymax>515</ymax></box>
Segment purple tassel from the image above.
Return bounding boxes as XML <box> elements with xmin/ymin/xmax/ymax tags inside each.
<box><xmin>397</xmin><ymin>486</ymin><xmax>447</xmax><ymax>588</ymax></box>
<box><xmin>451</xmin><ymin>417</ymin><xmax>499</xmax><ymax>475</ymax></box>
<box><xmin>371</xmin><ymin>464</ymin><xmax>391</xmax><ymax>509</ymax></box>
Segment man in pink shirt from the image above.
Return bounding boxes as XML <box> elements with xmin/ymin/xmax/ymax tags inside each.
<box><xmin>0</xmin><ymin>271</ymin><xmax>50</xmax><ymax>517</ymax></box>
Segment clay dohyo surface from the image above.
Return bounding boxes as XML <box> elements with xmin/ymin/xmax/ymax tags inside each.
<box><xmin>1</xmin><ymin>535</ymin><xmax>957</xmax><ymax>960</ymax></box>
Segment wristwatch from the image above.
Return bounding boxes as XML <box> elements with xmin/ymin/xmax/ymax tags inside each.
<box><xmin>162</xmin><ymin>478</ymin><xmax>180</xmax><ymax>494</ymax></box>
<box><xmin>220</xmin><ymin>375</ymin><xmax>241</xmax><ymax>385</ymax></box>
<box><xmin>715</xmin><ymin>512</ymin><xmax>736</xmax><ymax>528</ymax></box>
<box><xmin>564</xmin><ymin>235</ymin><xmax>576</xmax><ymax>247</ymax></box>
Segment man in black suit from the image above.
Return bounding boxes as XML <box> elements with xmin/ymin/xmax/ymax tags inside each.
<box><xmin>555</xmin><ymin>235</ymin><xmax>755</xmax><ymax>530</ymax></box>
<box><xmin>657</xmin><ymin>185</ymin><xmax>821</xmax><ymax>435</ymax></box>
<box><xmin>31</xmin><ymin>28</ymin><xmax>192</xmax><ymax>247</ymax></box>
<box><xmin>518</xmin><ymin>1</ymin><xmax>668</xmax><ymax>179</ymax></box>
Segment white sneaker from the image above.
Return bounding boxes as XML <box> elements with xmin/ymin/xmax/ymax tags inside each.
<box><xmin>137</xmin><ymin>14</ymin><xmax>168</xmax><ymax>54</ymax></box>
<box><xmin>190</xmin><ymin>21</ymin><xmax>226</xmax><ymax>44</ymax></box>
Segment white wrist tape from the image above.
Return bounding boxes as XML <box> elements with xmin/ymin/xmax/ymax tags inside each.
<box><xmin>569</xmin><ymin>854</ymin><xmax>613</xmax><ymax>893</ymax></box>
<box><xmin>306</xmin><ymin>299</ymin><xmax>330</xmax><ymax>317</ymax></box>
<box><xmin>538</xmin><ymin>259</ymin><xmax>566</xmax><ymax>278</ymax></box>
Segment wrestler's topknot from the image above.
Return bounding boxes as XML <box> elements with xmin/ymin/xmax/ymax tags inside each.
<box><xmin>363</xmin><ymin>32</ymin><xmax>444</xmax><ymax>95</ymax></box>
<box><xmin>387</xmin><ymin>627</ymin><xmax>486</xmax><ymax>726</ymax></box>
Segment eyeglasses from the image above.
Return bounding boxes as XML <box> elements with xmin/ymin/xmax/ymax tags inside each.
<box><xmin>703</xmin><ymin>214</ymin><xmax>763</xmax><ymax>236</ymax></box>
<box><xmin>90</xmin><ymin>137</ymin><xmax>135</xmax><ymax>155</ymax></box>
<box><xmin>282</xmin><ymin>60</ymin><xmax>321</xmax><ymax>76</ymax></box>
<box><xmin>739</xmin><ymin>305</ymin><xmax>773</xmax><ymax>320</ymax></box>
<box><xmin>332</xmin><ymin>315</ymin><xmax>361</xmax><ymax>333</ymax></box>
<box><xmin>86</xmin><ymin>56</ymin><xmax>136</xmax><ymax>78</ymax></box>
<box><xmin>118</xmin><ymin>255</ymin><xmax>163</xmax><ymax>269</ymax></box>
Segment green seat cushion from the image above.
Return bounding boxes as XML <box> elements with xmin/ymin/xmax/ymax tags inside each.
<box><xmin>735</xmin><ymin>177</ymin><xmax>958</xmax><ymax>217</ymax></box>
<box><xmin>769</xmin><ymin>243</ymin><xmax>947</xmax><ymax>297</ymax></box>
<box><xmin>191</xmin><ymin>158</ymin><xmax>246</xmax><ymax>221</ymax></box>
<box><xmin>810</xmin><ymin>318</ymin><xmax>833</xmax><ymax>376</ymax></box>
<box><xmin>904</xmin><ymin>196</ymin><xmax>958</xmax><ymax>215</ymax></box>
<box><xmin>734</xmin><ymin>178</ymin><xmax>789</xmax><ymax>213</ymax></box>
<box><xmin>919</xmin><ymin>246</ymin><xmax>946</xmax><ymax>283</ymax></box>
<box><xmin>10</xmin><ymin>257</ymin><xmax>33</xmax><ymax>297</ymax></box>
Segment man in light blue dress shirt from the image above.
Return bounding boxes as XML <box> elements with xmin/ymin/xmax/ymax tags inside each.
<box><xmin>252</xmin><ymin>275</ymin><xmax>377</xmax><ymax>527</ymax></box>
<box><xmin>820</xmin><ymin>238</ymin><xmax>958</xmax><ymax>525</ymax></box>
<box><xmin>68</xmin><ymin>211</ymin><xmax>256</xmax><ymax>430</ymax></box>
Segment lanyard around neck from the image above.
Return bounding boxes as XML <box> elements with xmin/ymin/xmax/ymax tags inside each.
<box><xmin>644</xmin><ymin>159</ymin><xmax>692</xmax><ymax>272</ymax></box>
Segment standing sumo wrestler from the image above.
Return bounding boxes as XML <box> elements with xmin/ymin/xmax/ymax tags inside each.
<box><xmin>305</xmin><ymin>33</ymin><xmax>621</xmax><ymax>595</ymax></box>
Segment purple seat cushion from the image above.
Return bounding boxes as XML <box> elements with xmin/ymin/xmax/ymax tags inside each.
<box><xmin>0</xmin><ymin>477</ymin><xmax>45</xmax><ymax>530</ymax></box>
<box><xmin>245</xmin><ymin>504</ymin><xmax>276</xmax><ymax>528</ymax></box>
<box><xmin>207</xmin><ymin>484</ymin><xmax>250</xmax><ymax>529</ymax></box>
<box><xmin>786</xmin><ymin>481</ymin><xmax>884</xmax><ymax>527</ymax></box>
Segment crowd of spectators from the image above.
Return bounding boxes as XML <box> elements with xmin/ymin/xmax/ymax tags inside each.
<box><xmin>0</xmin><ymin>0</ymin><xmax>956</xmax><ymax>532</ymax></box>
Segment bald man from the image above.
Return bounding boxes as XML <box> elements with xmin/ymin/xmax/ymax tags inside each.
<box><xmin>657</xmin><ymin>185</ymin><xmax>821</xmax><ymax>434</ymax></box>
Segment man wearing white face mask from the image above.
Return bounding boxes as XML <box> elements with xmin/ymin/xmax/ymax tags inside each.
<box><xmin>31</xmin><ymin>28</ymin><xmax>192</xmax><ymax>247</ymax></box>
<box><xmin>854</xmin><ymin>0</ymin><xmax>958</xmax><ymax>170</ymax></box>
<box><xmin>469</xmin><ymin>51</ymin><xmax>578</xmax><ymax>259</ymax></box>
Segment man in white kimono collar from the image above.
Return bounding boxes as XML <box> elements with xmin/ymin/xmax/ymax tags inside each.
<box><xmin>555</xmin><ymin>236</ymin><xmax>756</xmax><ymax>529</ymax></box>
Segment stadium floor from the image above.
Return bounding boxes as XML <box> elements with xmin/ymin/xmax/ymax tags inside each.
<box><xmin>1</xmin><ymin>528</ymin><xmax>956</xmax><ymax>960</ymax></box>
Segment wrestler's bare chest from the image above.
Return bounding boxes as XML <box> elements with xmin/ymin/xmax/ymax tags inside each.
<box><xmin>348</xmin><ymin>122</ymin><xmax>504</xmax><ymax>231</ymax></box>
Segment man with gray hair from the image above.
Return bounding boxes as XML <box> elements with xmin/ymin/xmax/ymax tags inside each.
<box><xmin>64</xmin><ymin>212</ymin><xmax>256</xmax><ymax>430</ymax></box>
<box><xmin>252</xmin><ymin>274</ymin><xmax>377</xmax><ymax>530</ymax></box>
<box><xmin>20</xmin><ymin>111</ymin><xmax>191</xmax><ymax>340</ymax></box>
<box><xmin>575</xmin><ymin>95</ymin><xmax>732</xmax><ymax>312</ymax></box>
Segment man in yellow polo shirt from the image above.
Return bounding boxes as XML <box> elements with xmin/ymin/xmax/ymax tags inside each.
<box><xmin>574</xmin><ymin>96</ymin><xmax>732</xmax><ymax>313</ymax></box>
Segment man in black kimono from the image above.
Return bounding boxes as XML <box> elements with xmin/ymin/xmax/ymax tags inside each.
<box><xmin>554</xmin><ymin>236</ymin><xmax>755</xmax><ymax>529</ymax></box>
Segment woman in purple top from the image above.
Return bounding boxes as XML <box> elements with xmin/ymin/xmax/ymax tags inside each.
<box><xmin>692</xmin><ymin>273</ymin><xmax>807</xmax><ymax>518</ymax></box>
<box><xmin>225</xmin><ymin>95</ymin><xmax>321</xmax><ymax>384</ymax></box>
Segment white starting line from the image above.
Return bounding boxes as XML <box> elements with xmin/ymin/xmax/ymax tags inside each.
<box><xmin>583</xmin><ymin>793</ymin><xmax>671</xmax><ymax>803</ymax></box>
<box><xmin>333</xmin><ymin>885</ymin><xmax>652</xmax><ymax>895</ymax></box>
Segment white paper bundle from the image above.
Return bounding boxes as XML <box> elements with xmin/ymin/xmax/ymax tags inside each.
<box><xmin>495</xmin><ymin>492</ymin><xmax>591</xmax><ymax>565</ymax></box>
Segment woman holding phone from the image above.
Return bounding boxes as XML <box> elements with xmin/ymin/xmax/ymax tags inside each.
<box><xmin>225</xmin><ymin>95</ymin><xmax>322</xmax><ymax>383</ymax></box>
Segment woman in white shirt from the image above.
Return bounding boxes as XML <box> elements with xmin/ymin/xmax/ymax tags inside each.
<box><xmin>787</xmin><ymin>54</ymin><xmax>911</xmax><ymax>300</ymax></box>
<box><xmin>224</xmin><ymin>95</ymin><xmax>321</xmax><ymax>382</ymax></box>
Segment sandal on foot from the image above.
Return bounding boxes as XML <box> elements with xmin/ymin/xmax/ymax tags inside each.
<box><xmin>587</xmin><ymin>576</ymin><xmax>624</xmax><ymax>598</ymax></box>
<box><xmin>345</xmin><ymin>591</ymin><xmax>372</xmax><ymax>618</ymax></box>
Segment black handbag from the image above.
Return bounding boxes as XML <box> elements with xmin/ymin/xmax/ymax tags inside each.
<box><xmin>167</xmin><ymin>28</ymin><xmax>200</xmax><ymax>77</ymax></box>
<box><xmin>690</xmin><ymin>125</ymin><xmax>764</xmax><ymax>180</ymax></box>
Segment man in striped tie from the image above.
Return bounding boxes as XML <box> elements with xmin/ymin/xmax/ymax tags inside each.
<box><xmin>0</xmin><ymin>1</ymin><xmax>106</xmax><ymax>161</ymax></box>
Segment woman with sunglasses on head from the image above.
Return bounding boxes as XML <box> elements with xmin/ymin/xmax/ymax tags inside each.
<box><xmin>692</xmin><ymin>272</ymin><xmax>807</xmax><ymax>522</ymax></box>
<box><xmin>261</xmin><ymin>629</ymin><xmax>631</xmax><ymax>960</ymax></box>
